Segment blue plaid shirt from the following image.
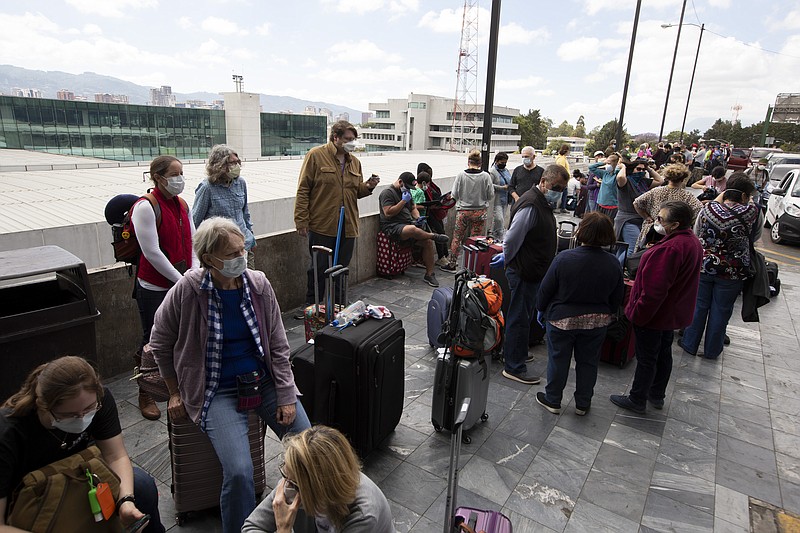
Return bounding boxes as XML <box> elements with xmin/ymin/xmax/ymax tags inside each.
<box><xmin>198</xmin><ymin>269</ymin><xmax>266</xmax><ymax>430</ymax></box>
<box><xmin>192</xmin><ymin>178</ymin><xmax>255</xmax><ymax>250</ymax></box>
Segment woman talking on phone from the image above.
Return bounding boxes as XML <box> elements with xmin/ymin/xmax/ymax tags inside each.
<box><xmin>242</xmin><ymin>426</ymin><xmax>394</xmax><ymax>533</ymax></box>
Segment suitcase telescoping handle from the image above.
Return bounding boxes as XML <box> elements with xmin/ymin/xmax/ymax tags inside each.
<box><xmin>325</xmin><ymin>266</ymin><xmax>349</xmax><ymax>323</ymax></box>
<box><xmin>311</xmin><ymin>245</ymin><xmax>333</xmax><ymax>316</ymax></box>
<box><xmin>444</xmin><ymin>398</ymin><xmax>471</xmax><ymax>533</ymax></box>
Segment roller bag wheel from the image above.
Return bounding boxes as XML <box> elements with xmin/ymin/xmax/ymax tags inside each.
<box><xmin>168</xmin><ymin>412</ymin><xmax>266</xmax><ymax>524</ymax></box>
<box><xmin>313</xmin><ymin>317</ymin><xmax>405</xmax><ymax>458</ymax></box>
<box><xmin>464</xmin><ymin>236</ymin><xmax>503</xmax><ymax>277</ymax></box>
<box><xmin>290</xmin><ymin>343</ymin><xmax>316</xmax><ymax>422</ymax></box>
<box><xmin>600</xmin><ymin>279</ymin><xmax>635</xmax><ymax>368</ymax></box>
<box><xmin>444</xmin><ymin>399</ymin><xmax>513</xmax><ymax>533</ymax></box>
<box><xmin>427</xmin><ymin>286</ymin><xmax>454</xmax><ymax>348</ymax></box>
<box><xmin>430</xmin><ymin>350</ymin><xmax>490</xmax><ymax>444</ymax></box>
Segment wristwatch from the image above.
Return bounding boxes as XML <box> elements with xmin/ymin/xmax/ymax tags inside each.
<box><xmin>116</xmin><ymin>494</ymin><xmax>136</xmax><ymax>512</ymax></box>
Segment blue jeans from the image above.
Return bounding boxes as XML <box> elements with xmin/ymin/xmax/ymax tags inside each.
<box><xmin>305</xmin><ymin>231</ymin><xmax>355</xmax><ymax>305</ymax></box>
<box><xmin>490</xmin><ymin>204</ymin><xmax>507</xmax><ymax>241</ymax></box>
<box><xmin>544</xmin><ymin>323</ymin><xmax>608</xmax><ymax>408</ymax></box>
<box><xmin>133</xmin><ymin>467</ymin><xmax>165</xmax><ymax>533</ymax></box>
<box><xmin>204</xmin><ymin>377</ymin><xmax>311</xmax><ymax>533</ymax></box>
<box><xmin>587</xmin><ymin>196</ymin><xmax>597</xmax><ymax>213</ymax></box>
<box><xmin>629</xmin><ymin>326</ymin><xmax>674</xmax><ymax>407</ymax></box>
<box><xmin>617</xmin><ymin>221</ymin><xmax>641</xmax><ymax>266</ymax></box>
<box><xmin>503</xmin><ymin>266</ymin><xmax>540</xmax><ymax>374</ymax></box>
<box><xmin>681</xmin><ymin>273</ymin><xmax>743</xmax><ymax>359</ymax></box>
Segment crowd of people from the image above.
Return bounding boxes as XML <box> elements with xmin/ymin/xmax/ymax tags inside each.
<box><xmin>0</xmin><ymin>119</ymin><xmax>770</xmax><ymax>533</ymax></box>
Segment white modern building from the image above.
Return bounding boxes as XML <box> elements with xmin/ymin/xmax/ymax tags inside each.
<box><xmin>546</xmin><ymin>136</ymin><xmax>590</xmax><ymax>156</ymax></box>
<box><xmin>360</xmin><ymin>93</ymin><xmax>520</xmax><ymax>153</ymax></box>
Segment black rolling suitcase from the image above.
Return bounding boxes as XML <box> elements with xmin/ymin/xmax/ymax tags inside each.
<box><xmin>290</xmin><ymin>342</ymin><xmax>316</xmax><ymax>421</ymax></box>
<box><xmin>313</xmin><ymin>317</ymin><xmax>405</xmax><ymax>458</ymax></box>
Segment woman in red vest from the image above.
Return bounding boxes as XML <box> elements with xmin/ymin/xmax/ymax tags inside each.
<box><xmin>131</xmin><ymin>155</ymin><xmax>198</xmax><ymax>420</ymax></box>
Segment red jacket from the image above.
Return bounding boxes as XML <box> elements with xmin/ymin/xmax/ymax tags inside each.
<box><xmin>626</xmin><ymin>228</ymin><xmax>703</xmax><ymax>330</ymax></box>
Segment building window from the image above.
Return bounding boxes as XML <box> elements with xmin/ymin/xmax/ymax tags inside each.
<box><xmin>375</xmin><ymin>110</ymin><xmax>390</xmax><ymax>118</ymax></box>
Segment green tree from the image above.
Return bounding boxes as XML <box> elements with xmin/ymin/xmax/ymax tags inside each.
<box><xmin>545</xmin><ymin>139</ymin><xmax>564</xmax><ymax>155</ymax></box>
<box><xmin>575</xmin><ymin>115</ymin><xmax>586</xmax><ymax>138</ymax></box>
<box><xmin>548</xmin><ymin>120</ymin><xmax>574</xmax><ymax>137</ymax></box>
<box><xmin>585</xmin><ymin>120</ymin><xmax>629</xmax><ymax>155</ymax></box>
<box><xmin>513</xmin><ymin>109</ymin><xmax>550</xmax><ymax>150</ymax></box>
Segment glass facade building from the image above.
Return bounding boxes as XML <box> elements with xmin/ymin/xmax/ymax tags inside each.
<box><xmin>260</xmin><ymin>113</ymin><xmax>326</xmax><ymax>157</ymax></box>
<box><xmin>0</xmin><ymin>96</ymin><xmax>226</xmax><ymax>161</ymax></box>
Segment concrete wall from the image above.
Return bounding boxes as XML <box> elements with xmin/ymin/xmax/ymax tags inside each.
<box><xmin>222</xmin><ymin>91</ymin><xmax>262</xmax><ymax>159</ymax></box>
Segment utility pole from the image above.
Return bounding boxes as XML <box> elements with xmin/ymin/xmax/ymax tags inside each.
<box><xmin>617</xmin><ymin>0</ymin><xmax>642</xmax><ymax>150</ymax></box>
<box><xmin>480</xmin><ymin>0</ymin><xmax>501</xmax><ymax>171</ymax></box>
<box><xmin>659</xmin><ymin>0</ymin><xmax>687</xmax><ymax>141</ymax></box>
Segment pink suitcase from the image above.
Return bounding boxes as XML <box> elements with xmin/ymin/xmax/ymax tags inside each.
<box><xmin>376</xmin><ymin>231</ymin><xmax>412</xmax><ymax>277</ymax></box>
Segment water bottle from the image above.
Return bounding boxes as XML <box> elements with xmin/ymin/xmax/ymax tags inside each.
<box><xmin>332</xmin><ymin>300</ymin><xmax>367</xmax><ymax>327</ymax></box>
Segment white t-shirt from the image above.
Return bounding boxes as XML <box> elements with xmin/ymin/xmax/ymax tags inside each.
<box><xmin>567</xmin><ymin>177</ymin><xmax>581</xmax><ymax>196</ymax></box>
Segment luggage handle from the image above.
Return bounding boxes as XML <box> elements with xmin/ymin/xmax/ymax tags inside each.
<box><xmin>311</xmin><ymin>246</ymin><xmax>333</xmax><ymax>317</ymax></box>
<box><xmin>444</xmin><ymin>398</ymin><xmax>471</xmax><ymax>533</ymax></box>
<box><xmin>322</xmin><ymin>265</ymin><xmax>345</xmax><ymax>322</ymax></box>
<box><xmin>328</xmin><ymin>266</ymin><xmax>349</xmax><ymax>318</ymax></box>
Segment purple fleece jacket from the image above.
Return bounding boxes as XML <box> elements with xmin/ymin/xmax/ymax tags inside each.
<box><xmin>625</xmin><ymin>228</ymin><xmax>703</xmax><ymax>330</ymax></box>
<box><xmin>149</xmin><ymin>268</ymin><xmax>299</xmax><ymax>425</ymax></box>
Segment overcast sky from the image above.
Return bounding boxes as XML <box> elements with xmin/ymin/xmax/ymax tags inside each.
<box><xmin>2</xmin><ymin>0</ymin><xmax>799</xmax><ymax>134</ymax></box>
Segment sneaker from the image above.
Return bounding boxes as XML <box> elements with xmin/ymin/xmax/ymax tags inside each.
<box><xmin>724</xmin><ymin>334</ymin><xmax>730</xmax><ymax>346</ymax></box>
<box><xmin>536</xmin><ymin>392</ymin><xmax>561</xmax><ymax>414</ymax></box>
<box><xmin>609</xmin><ymin>394</ymin><xmax>646</xmax><ymax>414</ymax></box>
<box><xmin>423</xmin><ymin>273</ymin><xmax>440</xmax><ymax>288</ymax></box>
<box><xmin>433</xmin><ymin>234</ymin><xmax>450</xmax><ymax>244</ymax></box>
<box><xmin>525</xmin><ymin>353</ymin><xmax>535</xmax><ymax>363</ymax></box>
<box><xmin>294</xmin><ymin>307</ymin><xmax>310</xmax><ymax>320</ymax></box>
<box><xmin>410</xmin><ymin>261</ymin><xmax>426</xmax><ymax>269</ymax></box>
<box><xmin>575</xmin><ymin>405</ymin><xmax>590</xmax><ymax>416</ymax></box>
<box><xmin>436</xmin><ymin>257</ymin><xmax>450</xmax><ymax>267</ymax></box>
<box><xmin>648</xmin><ymin>397</ymin><xmax>664</xmax><ymax>410</ymax></box>
<box><xmin>439</xmin><ymin>263</ymin><xmax>458</xmax><ymax>273</ymax></box>
<box><xmin>502</xmin><ymin>369</ymin><xmax>541</xmax><ymax>385</ymax></box>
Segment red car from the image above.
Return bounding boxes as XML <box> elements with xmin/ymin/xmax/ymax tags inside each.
<box><xmin>727</xmin><ymin>148</ymin><xmax>752</xmax><ymax>171</ymax></box>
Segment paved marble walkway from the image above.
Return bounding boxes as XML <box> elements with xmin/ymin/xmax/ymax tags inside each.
<box><xmin>107</xmin><ymin>247</ymin><xmax>800</xmax><ymax>532</ymax></box>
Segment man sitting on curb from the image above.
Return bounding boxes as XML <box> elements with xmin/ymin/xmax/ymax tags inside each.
<box><xmin>379</xmin><ymin>171</ymin><xmax>450</xmax><ymax>287</ymax></box>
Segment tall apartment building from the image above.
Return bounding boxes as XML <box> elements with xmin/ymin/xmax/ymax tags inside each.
<box><xmin>360</xmin><ymin>93</ymin><xmax>520</xmax><ymax>153</ymax></box>
<box><xmin>56</xmin><ymin>89</ymin><xmax>75</xmax><ymax>101</ymax></box>
<box><xmin>149</xmin><ymin>85</ymin><xmax>176</xmax><ymax>107</ymax></box>
<box><xmin>94</xmin><ymin>93</ymin><xmax>130</xmax><ymax>104</ymax></box>
<box><xmin>12</xmin><ymin>88</ymin><xmax>42</xmax><ymax>98</ymax></box>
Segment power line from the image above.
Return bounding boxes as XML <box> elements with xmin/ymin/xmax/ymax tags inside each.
<box><xmin>690</xmin><ymin>0</ymin><xmax>701</xmax><ymax>24</ymax></box>
<box><xmin>703</xmin><ymin>28</ymin><xmax>800</xmax><ymax>60</ymax></box>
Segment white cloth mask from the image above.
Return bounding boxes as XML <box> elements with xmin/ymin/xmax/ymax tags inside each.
<box><xmin>342</xmin><ymin>141</ymin><xmax>357</xmax><ymax>153</ymax></box>
<box><xmin>213</xmin><ymin>254</ymin><xmax>247</xmax><ymax>278</ymax></box>
<box><xmin>653</xmin><ymin>222</ymin><xmax>666</xmax><ymax>235</ymax></box>
<box><xmin>166</xmin><ymin>175</ymin><xmax>185</xmax><ymax>195</ymax></box>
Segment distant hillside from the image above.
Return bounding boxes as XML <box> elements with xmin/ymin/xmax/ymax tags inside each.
<box><xmin>0</xmin><ymin>65</ymin><xmax>364</xmax><ymax>120</ymax></box>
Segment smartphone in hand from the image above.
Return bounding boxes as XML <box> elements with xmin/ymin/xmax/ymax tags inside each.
<box><xmin>124</xmin><ymin>514</ymin><xmax>150</xmax><ymax>533</ymax></box>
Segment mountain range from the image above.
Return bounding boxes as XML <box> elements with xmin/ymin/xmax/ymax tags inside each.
<box><xmin>0</xmin><ymin>65</ymin><xmax>364</xmax><ymax>120</ymax></box>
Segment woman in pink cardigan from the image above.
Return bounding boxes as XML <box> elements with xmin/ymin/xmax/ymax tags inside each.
<box><xmin>149</xmin><ymin>217</ymin><xmax>310</xmax><ymax>533</ymax></box>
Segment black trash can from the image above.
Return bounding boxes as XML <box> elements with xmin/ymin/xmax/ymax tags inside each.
<box><xmin>0</xmin><ymin>246</ymin><xmax>101</xmax><ymax>402</ymax></box>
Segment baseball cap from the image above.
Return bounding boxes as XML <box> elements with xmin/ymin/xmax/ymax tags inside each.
<box><xmin>593</xmin><ymin>150</ymin><xmax>604</xmax><ymax>157</ymax></box>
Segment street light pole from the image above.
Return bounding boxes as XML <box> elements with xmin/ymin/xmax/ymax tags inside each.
<box><xmin>617</xmin><ymin>0</ymin><xmax>642</xmax><ymax>150</ymax></box>
<box><xmin>659</xmin><ymin>0</ymin><xmax>687</xmax><ymax>142</ymax></box>
<box><xmin>679</xmin><ymin>23</ymin><xmax>704</xmax><ymax>145</ymax></box>
<box><xmin>480</xmin><ymin>0</ymin><xmax>501</xmax><ymax>171</ymax></box>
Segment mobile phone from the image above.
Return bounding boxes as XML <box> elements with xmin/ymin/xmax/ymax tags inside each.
<box><xmin>283</xmin><ymin>481</ymin><xmax>298</xmax><ymax>505</ymax></box>
<box><xmin>124</xmin><ymin>514</ymin><xmax>150</xmax><ymax>533</ymax></box>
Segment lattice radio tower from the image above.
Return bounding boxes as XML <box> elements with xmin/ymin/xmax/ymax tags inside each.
<box><xmin>731</xmin><ymin>102</ymin><xmax>742</xmax><ymax>123</ymax></box>
<box><xmin>449</xmin><ymin>0</ymin><xmax>480</xmax><ymax>152</ymax></box>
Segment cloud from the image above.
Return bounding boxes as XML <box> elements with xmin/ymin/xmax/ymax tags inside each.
<box><xmin>321</xmin><ymin>0</ymin><xmax>384</xmax><ymax>15</ymax></box>
<box><xmin>389</xmin><ymin>0</ymin><xmax>418</xmax><ymax>14</ymax></box>
<box><xmin>557</xmin><ymin>36</ymin><xmax>628</xmax><ymax>61</ymax></box>
<box><xmin>330</xmin><ymin>39</ymin><xmax>402</xmax><ymax>63</ymax></box>
<box><xmin>418</xmin><ymin>7</ymin><xmax>491</xmax><ymax>33</ymax></box>
<box><xmin>65</xmin><ymin>0</ymin><xmax>158</xmax><ymax>18</ymax></box>
<box><xmin>303</xmin><ymin>58</ymin><xmax>318</xmax><ymax>68</ymax></box>
<box><xmin>499</xmin><ymin>23</ymin><xmax>548</xmax><ymax>46</ymax></box>
<box><xmin>707</xmin><ymin>0</ymin><xmax>731</xmax><ymax>6</ymax></box>
<box><xmin>780</xmin><ymin>9</ymin><xmax>800</xmax><ymax>29</ymax></box>
<box><xmin>255</xmin><ymin>23</ymin><xmax>270</xmax><ymax>36</ymax></box>
<box><xmin>83</xmin><ymin>24</ymin><xmax>102</xmax><ymax>35</ymax></box>
<box><xmin>497</xmin><ymin>76</ymin><xmax>544</xmax><ymax>90</ymax></box>
<box><xmin>200</xmin><ymin>16</ymin><xmax>248</xmax><ymax>36</ymax></box>
<box><xmin>581</xmin><ymin>0</ymin><xmax>683</xmax><ymax>16</ymax></box>
<box><xmin>178</xmin><ymin>17</ymin><xmax>193</xmax><ymax>30</ymax></box>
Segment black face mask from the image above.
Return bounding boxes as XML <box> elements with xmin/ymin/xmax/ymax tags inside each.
<box><xmin>496</xmin><ymin>163</ymin><xmax>506</xmax><ymax>169</ymax></box>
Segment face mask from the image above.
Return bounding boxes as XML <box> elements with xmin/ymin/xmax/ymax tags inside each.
<box><xmin>630</xmin><ymin>171</ymin><xmax>646</xmax><ymax>180</ymax></box>
<box><xmin>653</xmin><ymin>222</ymin><xmax>667</xmax><ymax>235</ymax></box>
<box><xmin>228</xmin><ymin>164</ymin><xmax>241</xmax><ymax>179</ymax></box>
<box><xmin>522</xmin><ymin>157</ymin><xmax>532</xmax><ymax>166</ymax></box>
<box><xmin>605</xmin><ymin>164</ymin><xmax>614</xmax><ymax>172</ymax></box>
<box><xmin>213</xmin><ymin>254</ymin><xmax>247</xmax><ymax>278</ymax></box>
<box><xmin>342</xmin><ymin>141</ymin><xmax>357</xmax><ymax>153</ymax></box>
<box><xmin>496</xmin><ymin>163</ymin><xmax>506</xmax><ymax>169</ymax></box>
<box><xmin>544</xmin><ymin>188</ymin><xmax>562</xmax><ymax>208</ymax></box>
<box><xmin>51</xmin><ymin>409</ymin><xmax>97</xmax><ymax>434</ymax></box>
<box><xmin>758</xmin><ymin>165</ymin><xmax>766</xmax><ymax>170</ymax></box>
<box><xmin>166</xmin><ymin>175</ymin><xmax>185</xmax><ymax>195</ymax></box>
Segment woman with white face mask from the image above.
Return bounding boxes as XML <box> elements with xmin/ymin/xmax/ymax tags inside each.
<box><xmin>0</xmin><ymin>356</ymin><xmax>165</xmax><ymax>532</ymax></box>
<box><xmin>148</xmin><ymin>217</ymin><xmax>311</xmax><ymax>533</ymax></box>
<box><xmin>131</xmin><ymin>156</ymin><xmax>199</xmax><ymax>421</ymax></box>
<box><xmin>193</xmin><ymin>145</ymin><xmax>257</xmax><ymax>269</ymax></box>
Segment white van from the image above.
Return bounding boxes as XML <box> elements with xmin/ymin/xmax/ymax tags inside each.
<box><xmin>765</xmin><ymin>168</ymin><xmax>800</xmax><ymax>244</ymax></box>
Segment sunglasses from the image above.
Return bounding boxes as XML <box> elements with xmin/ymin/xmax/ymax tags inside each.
<box><xmin>635</xmin><ymin>166</ymin><xmax>647</xmax><ymax>172</ymax></box>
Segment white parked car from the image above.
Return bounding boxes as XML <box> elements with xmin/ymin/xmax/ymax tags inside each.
<box><xmin>765</xmin><ymin>168</ymin><xmax>800</xmax><ymax>244</ymax></box>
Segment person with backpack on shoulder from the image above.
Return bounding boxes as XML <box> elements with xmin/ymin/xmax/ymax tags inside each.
<box><xmin>193</xmin><ymin>145</ymin><xmax>256</xmax><ymax>268</ymax></box>
<box><xmin>416</xmin><ymin>163</ymin><xmax>452</xmax><ymax>267</ymax></box>
<box><xmin>131</xmin><ymin>155</ymin><xmax>198</xmax><ymax>420</ymax></box>
<box><xmin>489</xmin><ymin>164</ymin><xmax>570</xmax><ymax>385</ymax></box>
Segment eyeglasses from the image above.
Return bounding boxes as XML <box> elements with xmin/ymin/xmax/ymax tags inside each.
<box><xmin>50</xmin><ymin>400</ymin><xmax>101</xmax><ymax>422</ymax></box>
<box><xmin>279</xmin><ymin>462</ymin><xmax>299</xmax><ymax>493</ymax></box>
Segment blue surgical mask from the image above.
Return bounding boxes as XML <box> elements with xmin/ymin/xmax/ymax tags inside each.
<box><xmin>522</xmin><ymin>157</ymin><xmax>532</xmax><ymax>166</ymax></box>
<box><xmin>544</xmin><ymin>189</ymin><xmax>562</xmax><ymax>208</ymax></box>
<box><xmin>605</xmin><ymin>164</ymin><xmax>614</xmax><ymax>173</ymax></box>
